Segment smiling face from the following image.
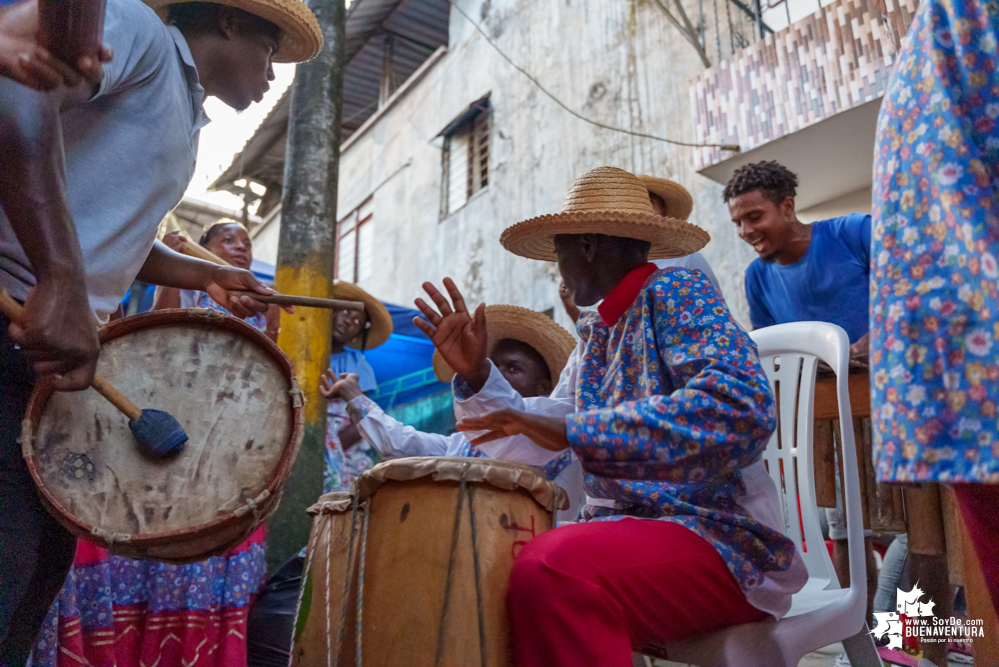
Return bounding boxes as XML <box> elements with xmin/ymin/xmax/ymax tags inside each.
<box><xmin>332</xmin><ymin>308</ymin><xmax>366</xmax><ymax>346</ymax></box>
<box><xmin>727</xmin><ymin>190</ymin><xmax>798</xmax><ymax>263</ymax></box>
<box><xmin>203</xmin><ymin>223</ymin><xmax>252</xmax><ymax>269</ymax></box>
<box><xmin>490</xmin><ymin>339</ymin><xmax>552</xmax><ymax>398</ymax></box>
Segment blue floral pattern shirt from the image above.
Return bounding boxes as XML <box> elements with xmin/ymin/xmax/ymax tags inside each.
<box><xmin>870</xmin><ymin>0</ymin><xmax>999</xmax><ymax>482</ymax></box>
<box><xmin>457</xmin><ymin>266</ymin><xmax>802</xmax><ymax>595</ymax></box>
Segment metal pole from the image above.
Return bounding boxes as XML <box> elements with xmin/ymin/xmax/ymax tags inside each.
<box><xmin>266</xmin><ymin>0</ymin><xmax>346</xmax><ymax>572</ymax></box>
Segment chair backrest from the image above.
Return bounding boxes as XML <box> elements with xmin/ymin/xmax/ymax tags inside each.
<box><xmin>749</xmin><ymin>322</ymin><xmax>865</xmax><ymax>600</ymax></box>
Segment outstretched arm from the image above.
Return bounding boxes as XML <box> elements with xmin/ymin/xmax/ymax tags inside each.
<box><xmin>137</xmin><ymin>241</ymin><xmax>275</xmax><ymax>319</ymax></box>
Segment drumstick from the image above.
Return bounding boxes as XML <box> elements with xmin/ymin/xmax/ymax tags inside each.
<box><xmin>227</xmin><ymin>291</ymin><xmax>365</xmax><ymax>311</ymax></box>
<box><xmin>0</xmin><ymin>290</ymin><xmax>188</xmax><ymax>459</ymax></box>
<box><xmin>180</xmin><ymin>240</ymin><xmax>229</xmax><ymax>266</ymax></box>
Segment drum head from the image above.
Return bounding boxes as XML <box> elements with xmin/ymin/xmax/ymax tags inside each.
<box><xmin>26</xmin><ymin>312</ymin><xmax>298</xmax><ymax>543</ymax></box>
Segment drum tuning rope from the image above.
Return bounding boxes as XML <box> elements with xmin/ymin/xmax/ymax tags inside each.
<box><xmin>291</xmin><ymin>520</ymin><xmax>319</xmax><ymax>667</ymax></box>
<box><xmin>434</xmin><ymin>463</ymin><xmax>468</xmax><ymax>666</ymax></box>
<box><xmin>466</xmin><ymin>485</ymin><xmax>489</xmax><ymax>667</ymax></box>
<box><xmin>325</xmin><ymin>506</ymin><xmax>332</xmax><ymax>667</ymax></box>
<box><xmin>335</xmin><ymin>493</ymin><xmax>364</xmax><ymax>667</ymax></box>
<box><xmin>434</xmin><ymin>462</ymin><xmax>488</xmax><ymax>667</ymax></box>
<box><xmin>356</xmin><ymin>501</ymin><xmax>372</xmax><ymax>667</ymax></box>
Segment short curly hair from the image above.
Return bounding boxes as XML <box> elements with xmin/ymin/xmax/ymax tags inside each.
<box><xmin>722</xmin><ymin>161</ymin><xmax>798</xmax><ymax>205</ymax></box>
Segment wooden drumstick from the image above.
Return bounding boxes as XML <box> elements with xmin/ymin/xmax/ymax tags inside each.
<box><xmin>0</xmin><ymin>290</ymin><xmax>188</xmax><ymax>459</ymax></box>
<box><xmin>227</xmin><ymin>291</ymin><xmax>365</xmax><ymax>311</ymax></box>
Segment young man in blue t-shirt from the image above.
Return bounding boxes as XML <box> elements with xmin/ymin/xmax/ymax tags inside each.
<box><xmin>725</xmin><ymin>161</ymin><xmax>878</xmax><ymax>654</ymax></box>
<box><xmin>726</xmin><ymin>160</ymin><xmax>871</xmax><ymax>354</ymax></box>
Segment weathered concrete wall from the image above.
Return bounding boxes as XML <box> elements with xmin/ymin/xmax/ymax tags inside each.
<box><xmin>336</xmin><ymin>0</ymin><xmax>759</xmax><ymax>331</ymax></box>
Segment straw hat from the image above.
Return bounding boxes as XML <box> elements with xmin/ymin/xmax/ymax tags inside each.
<box><xmin>638</xmin><ymin>175</ymin><xmax>694</xmax><ymax>221</ymax></box>
<box><xmin>500</xmin><ymin>167</ymin><xmax>709</xmax><ymax>262</ymax></box>
<box><xmin>432</xmin><ymin>305</ymin><xmax>576</xmax><ymax>386</ymax></box>
<box><xmin>147</xmin><ymin>0</ymin><xmax>323</xmax><ymax>63</ymax></box>
<box><xmin>332</xmin><ymin>281</ymin><xmax>392</xmax><ymax>350</ymax></box>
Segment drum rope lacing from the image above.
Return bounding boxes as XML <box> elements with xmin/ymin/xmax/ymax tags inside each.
<box><xmin>18</xmin><ymin>420</ymin><xmax>34</xmax><ymax>458</ymax></box>
<box><xmin>290</xmin><ymin>512</ymin><xmax>320</xmax><ymax>667</ymax></box>
<box><xmin>432</xmin><ymin>462</ymin><xmax>489</xmax><ymax>667</ymax></box>
<box><xmin>333</xmin><ymin>492</ymin><xmax>364</xmax><ymax>667</ymax></box>
<box><xmin>289</xmin><ymin>377</ymin><xmax>306</xmax><ymax>408</ymax></box>
<box><xmin>356</xmin><ymin>501</ymin><xmax>371</xmax><ymax>667</ymax></box>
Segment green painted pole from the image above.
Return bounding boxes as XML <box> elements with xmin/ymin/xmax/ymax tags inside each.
<box><xmin>266</xmin><ymin>0</ymin><xmax>346</xmax><ymax>572</ymax></box>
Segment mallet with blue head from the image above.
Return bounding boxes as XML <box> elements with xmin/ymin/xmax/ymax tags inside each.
<box><xmin>0</xmin><ymin>290</ymin><xmax>187</xmax><ymax>459</ymax></box>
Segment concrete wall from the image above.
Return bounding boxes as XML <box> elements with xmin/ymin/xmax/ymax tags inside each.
<box><xmin>330</xmin><ymin>0</ymin><xmax>760</xmax><ymax>331</ymax></box>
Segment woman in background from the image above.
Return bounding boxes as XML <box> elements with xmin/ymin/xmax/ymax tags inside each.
<box><xmin>155</xmin><ymin>220</ymin><xmax>281</xmax><ymax>340</ymax></box>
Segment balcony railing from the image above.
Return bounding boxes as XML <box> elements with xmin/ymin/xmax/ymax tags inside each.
<box><xmin>687</xmin><ymin>0</ymin><xmax>918</xmax><ymax>170</ymax></box>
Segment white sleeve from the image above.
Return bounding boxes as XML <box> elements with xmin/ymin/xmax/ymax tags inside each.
<box><xmin>452</xmin><ymin>345</ymin><xmax>581</xmax><ymax>466</ymax></box>
<box><xmin>356</xmin><ymin>404</ymin><xmax>467</xmax><ymax>459</ymax></box>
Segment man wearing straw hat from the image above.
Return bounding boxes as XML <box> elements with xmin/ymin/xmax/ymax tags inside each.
<box><xmin>560</xmin><ymin>174</ymin><xmax>722</xmax><ymax>321</ymax></box>
<box><xmin>321</xmin><ymin>304</ymin><xmax>586</xmax><ymax>522</ymax></box>
<box><xmin>415</xmin><ymin>166</ymin><xmax>807</xmax><ymax>665</ymax></box>
<box><xmin>0</xmin><ymin>0</ymin><xmax>321</xmax><ymax>659</ymax></box>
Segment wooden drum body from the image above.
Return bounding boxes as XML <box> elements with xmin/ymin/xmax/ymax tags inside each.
<box><xmin>292</xmin><ymin>457</ymin><xmax>567</xmax><ymax>667</ymax></box>
<box><xmin>293</xmin><ymin>492</ymin><xmax>360</xmax><ymax>666</ymax></box>
<box><xmin>21</xmin><ymin>310</ymin><xmax>303</xmax><ymax>563</ymax></box>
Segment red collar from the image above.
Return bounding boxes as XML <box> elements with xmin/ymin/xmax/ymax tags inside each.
<box><xmin>596</xmin><ymin>262</ymin><xmax>658</xmax><ymax>326</ymax></box>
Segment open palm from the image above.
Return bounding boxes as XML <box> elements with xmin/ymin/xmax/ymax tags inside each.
<box><xmin>413</xmin><ymin>277</ymin><xmax>488</xmax><ymax>379</ymax></box>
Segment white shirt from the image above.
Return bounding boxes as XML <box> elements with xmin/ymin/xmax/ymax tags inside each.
<box><xmin>351</xmin><ymin>394</ymin><xmax>586</xmax><ymax>523</ymax></box>
<box><xmin>654</xmin><ymin>251</ymin><xmax>721</xmax><ymax>292</ymax></box>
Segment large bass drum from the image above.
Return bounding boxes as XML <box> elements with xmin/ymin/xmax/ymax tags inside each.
<box><xmin>21</xmin><ymin>309</ymin><xmax>303</xmax><ymax>563</ymax></box>
<box><xmin>292</xmin><ymin>457</ymin><xmax>567</xmax><ymax>667</ymax></box>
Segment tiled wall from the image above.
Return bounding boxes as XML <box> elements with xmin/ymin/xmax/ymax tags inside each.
<box><xmin>689</xmin><ymin>0</ymin><xmax>918</xmax><ymax>170</ymax></box>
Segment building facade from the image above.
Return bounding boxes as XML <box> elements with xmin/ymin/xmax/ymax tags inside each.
<box><xmin>223</xmin><ymin>0</ymin><xmax>915</xmax><ymax>330</ymax></box>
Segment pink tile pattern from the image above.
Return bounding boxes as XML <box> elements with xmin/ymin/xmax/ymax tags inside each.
<box><xmin>689</xmin><ymin>0</ymin><xmax>917</xmax><ymax>169</ymax></box>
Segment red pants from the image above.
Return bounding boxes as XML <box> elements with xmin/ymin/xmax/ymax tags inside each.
<box><xmin>508</xmin><ymin>519</ymin><xmax>768</xmax><ymax>667</ymax></box>
<box><xmin>953</xmin><ymin>483</ymin><xmax>999</xmax><ymax>614</ymax></box>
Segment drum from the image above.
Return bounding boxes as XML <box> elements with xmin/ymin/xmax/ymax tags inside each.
<box><xmin>21</xmin><ymin>309</ymin><xmax>303</xmax><ymax>563</ymax></box>
<box><xmin>292</xmin><ymin>457</ymin><xmax>567</xmax><ymax>667</ymax></box>
<box><xmin>292</xmin><ymin>492</ymin><xmax>360</xmax><ymax>667</ymax></box>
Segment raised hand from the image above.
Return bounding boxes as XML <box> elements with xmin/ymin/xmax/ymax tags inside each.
<box><xmin>319</xmin><ymin>372</ymin><xmax>363</xmax><ymax>402</ymax></box>
<box><xmin>457</xmin><ymin>410</ymin><xmax>570</xmax><ymax>452</ymax></box>
<box><xmin>413</xmin><ymin>277</ymin><xmax>489</xmax><ymax>389</ymax></box>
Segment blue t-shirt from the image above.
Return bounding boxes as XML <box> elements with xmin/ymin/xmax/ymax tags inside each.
<box><xmin>745</xmin><ymin>213</ymin><xmax>871</xmax><ymax>343</ymax></box>
<box><xmin>328</xmin><ymin>348</ymin><xmax>378</xmax><ymax>394</ymax></box>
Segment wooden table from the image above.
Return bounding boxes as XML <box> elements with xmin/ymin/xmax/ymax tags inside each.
<box><xmin>813</xmin><ymin>371</ymin><xmax>999</xmax><ymax>665</ymax></box>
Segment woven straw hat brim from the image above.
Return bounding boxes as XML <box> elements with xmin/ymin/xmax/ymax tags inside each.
<box><xmin>638</xmin><ymin>175</ymin><xmax>694</xmax><ymax>221</ymax></box>
<box><xmin>433</xmin><ymin>305</ymin><xmax>577</xmax><ymax>385</ymax></box>
<box><xmin>500</xmin><ymin>211</ymin><xmax>710</xmax><ymax>262</ymax></box>
<box><xmin>332</xmin><ymin>281</ymin><xmax>392</xmax><ymax>350</ymax></box>
<box><xmin>148</xmin><ymin>0</ymin><xmax>323</xmax><ymax>63</ymax></box>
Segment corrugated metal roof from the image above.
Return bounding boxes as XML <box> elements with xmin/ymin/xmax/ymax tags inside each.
<box><xmin>211</xmin><ymin>0</ymin><xmax>449</xmax><ymax>211</ymax></box>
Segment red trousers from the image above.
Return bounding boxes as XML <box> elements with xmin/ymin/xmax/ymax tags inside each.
<box><xmin>508</xmin><ymin>519</ymin><xmax>768</xmax><ymax>667</ymax></box>
<box><xmin>953</xmin><ymin>483</ymin><xmax>999</xmax><ymax>614</ymax></box>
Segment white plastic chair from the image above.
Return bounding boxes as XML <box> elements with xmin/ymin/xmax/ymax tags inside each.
<box><xmin>640</xmin><ymin>322</ymin><xmax>881</xmax><ymax>667</ymax></box>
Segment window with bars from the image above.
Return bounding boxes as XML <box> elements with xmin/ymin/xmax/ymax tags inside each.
<box><xmin>336</xmin><ymin>196</ymin><xmax>374</xmax><ymax>284</ymax></box>
<box><xmin>441</xmin><ymin>103</ymin><xmax>490</xmax><ymax>219</ymax></box>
